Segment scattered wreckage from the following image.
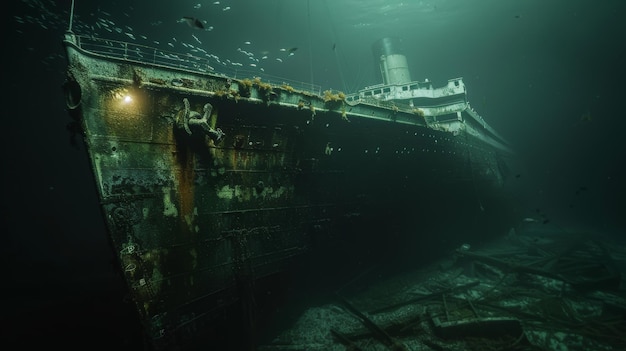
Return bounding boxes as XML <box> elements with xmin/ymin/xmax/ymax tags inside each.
<box><xmin>259</xmin><ymin>229</ymin><xmax>626</xmax><ymax>350</ymax></box>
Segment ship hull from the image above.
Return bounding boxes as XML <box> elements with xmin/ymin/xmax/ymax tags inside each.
<box><xmin>62</xmin><ymin>33</ymin><xmax>518</xmax><ymax>349</ymax></box>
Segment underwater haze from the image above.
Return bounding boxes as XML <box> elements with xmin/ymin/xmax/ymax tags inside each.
<box><xmin>5</xmin><ymin>0</ymin><xmax>626</xmax><ymax>348</ymax></box>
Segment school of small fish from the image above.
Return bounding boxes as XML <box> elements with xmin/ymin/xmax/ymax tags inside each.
<box><xmin>15</xmin><ymin>0</ymin><xmax>299</xmax><ymax>76</ymax></box>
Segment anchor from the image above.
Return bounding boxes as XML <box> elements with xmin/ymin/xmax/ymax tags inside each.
<box><xmin>178</xmin><ymin>98</ymin><xmax>225</xmax><ymax>142</ymax></box>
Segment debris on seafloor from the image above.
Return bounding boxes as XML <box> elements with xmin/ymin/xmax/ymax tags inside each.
<box><xmin>335</xmin><ymin>294</ymin><xmax>410</xmax><ymax>351</ymax></box>
<box><xmin>258</xmin><ymin>229</ymin><xmax>626</xmax><ymax>351</ymax></box>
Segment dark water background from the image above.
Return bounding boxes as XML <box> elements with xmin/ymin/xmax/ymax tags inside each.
<box><xmin>4</xmin><ymin>0</ymin><xmax>625</xmax><ymax>348</ymax></box>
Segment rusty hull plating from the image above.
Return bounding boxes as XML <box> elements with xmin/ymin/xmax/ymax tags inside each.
<box><xmin>62</xmin><ymin>32</ymin><xmax>517</xmax><ymax>349</ymax></box>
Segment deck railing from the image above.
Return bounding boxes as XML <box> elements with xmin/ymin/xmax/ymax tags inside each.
<box><xmin>74</xmin><ymin>35</ymin><xmax>322</xmax><ymax>95</ymax></box>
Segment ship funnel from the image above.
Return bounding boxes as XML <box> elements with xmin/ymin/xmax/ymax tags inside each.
<box><xmin>372</xmin><ymin>37</ymin><xmax>411</xmax><ymax>85</ymax></box>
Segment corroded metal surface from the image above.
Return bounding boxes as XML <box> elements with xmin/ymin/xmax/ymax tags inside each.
<box><xmin>63</xmin><ymin>32</ymin><xmax>518</xmax><ymax>349</ymax></box>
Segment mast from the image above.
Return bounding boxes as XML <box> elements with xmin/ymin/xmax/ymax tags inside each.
<box><xmin>68</xmin><ymin>0</ymin><xmax>75</xmax><ymax>32</ymax></box>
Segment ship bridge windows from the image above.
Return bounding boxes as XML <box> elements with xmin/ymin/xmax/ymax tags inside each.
<box><xmin>399</xmin><ymin>84</ymin><xmax>422</xmax><ymax>93</ymax></box>
<box><xmin>361</xmin><ymin>87</ymin><xmax>391</xmax><ymax>98</ymax></box>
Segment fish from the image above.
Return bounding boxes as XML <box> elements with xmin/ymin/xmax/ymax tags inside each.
<box><xmin>194</xmin><ymin>3</ymin><xmax>201</xmax><ymax>9</ymax></box>
<box><xmin>182</xmin><ymin>16</ymin><xmax>205</xmax><ymax>30</ymax></box>
<box><xmin>522</xmin><ymin>218</ymin><xmax>538</xmax><ymax>223</ymax></box>
<box><xmin>574</xmin><ymin>111</ymin><xmax>593</xmax><ymax>127</ymax></box>
<box><xmin>288</xmin><ymin>47</ymin><xmax>298</xmax><ymax>53</ymax></box>
<box><xmin>223</xmin><ymin>6</ymin><xmax>231</xmax><ymax>11</ymax></box>
<box><xmin>574</xmin><ymin>186</ymin><xmax>588</xmax><ymax>196</ymax></box>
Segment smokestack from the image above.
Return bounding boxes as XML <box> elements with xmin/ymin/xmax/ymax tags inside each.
<box><xmin>372</xmin><ymin>37</ymin><xmax>412</xmax><ymax>85</ymax></box>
